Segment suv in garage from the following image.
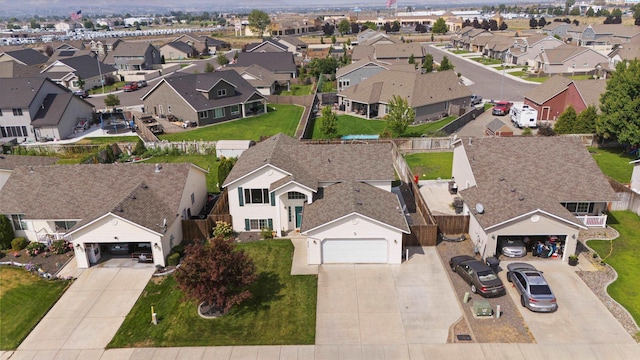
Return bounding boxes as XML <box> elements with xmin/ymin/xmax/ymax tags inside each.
<box><xmin>492</xmin><ymin>101</ymin><xmax>513</xmax><ymax>116</ymax></box>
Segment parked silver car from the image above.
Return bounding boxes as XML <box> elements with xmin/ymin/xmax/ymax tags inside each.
<box><xmin>507</xmin><ymin>263</ymin><xmax>558</xmax><ymax>313</ymax></box>
<box><xmin>499</xmin><ymin>238</ymin><xmax>527</xmax><ymax>257</ymax></box>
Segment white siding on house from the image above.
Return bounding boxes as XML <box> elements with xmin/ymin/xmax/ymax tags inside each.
<box><xmin>631</xmin><ymin>162</ymin><xmax>640</xmax><ymax>193</ymax></box>
<box><xmin>452</xmin><ymin>142</ymin><xmax>476</xmax><ymax>190</ymax></box>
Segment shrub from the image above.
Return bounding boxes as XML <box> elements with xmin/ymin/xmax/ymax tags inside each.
<box><xmin>171</xmin><ymin>244</ymin><xmax>185</xmax><ymax>257</ymax></box>
<box><xmin>11</xmin><ymin>237</ymin><xmax>28</xmax><ymax>251</ymax></box>
<box><xmin>26</xmin><ymin>242</ymin><xmax>46</xmax><ymax>257</ymax></box>
<box><xmin>50</xmin><ymin>240</ymin><xmax>71</xmax><ymax>254</ymax></box>
<box><xmin>261</xmin><ymin>227</ymin><xmax>274</xmax><ymax>240</ymax></box>
<box><xmin>0</xmin><ymin>215</ymin><xmax>14</xmax><ymax>250</ymax></box>
<box><xmin>167</xmin><ymin>252</ymin><xmax>181</xmax><ymax>266</ymax></box>
<box><xmin>213</xmin><ymin>221</ymin><xmax>234</xmax><ymax>239</ymax></box>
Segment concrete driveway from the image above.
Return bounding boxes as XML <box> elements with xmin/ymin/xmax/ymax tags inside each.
<box><xmin>499</xmin><ymin>259</ymin><xmax>635</xmax><ymax>345</ymax></box>
<box><xmin>18</xmin><ymin>259</ymin><xmax>155</xmax><ymax>354</ymax></box>
<box><xmin>316</xmin><ymin>247</ymin><xmax>461</xmax><ymax>346</ymax></box>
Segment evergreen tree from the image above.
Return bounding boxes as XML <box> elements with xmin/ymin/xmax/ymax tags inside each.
<box><xmin>320</xmin><ymin>106</ymin><xmax>338</xmax><ymax>138</ymax></box>
<box><xmin>554</xmin><ymin>106</ymin><xmax>577</xmax><ymax>134</ymax></box>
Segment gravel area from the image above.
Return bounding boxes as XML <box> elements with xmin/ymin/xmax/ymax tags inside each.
<box><xmin>577</xmin><ymin>228</ymin><xmax>640</xmax><ymax>340</ymax></box>
<box><xmin>436</xmin><ymin>239</ymin><xmax>534</xmax><ymax>343</ymax></box>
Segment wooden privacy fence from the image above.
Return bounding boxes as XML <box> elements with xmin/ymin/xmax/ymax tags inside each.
<box><xmin>433</xmin><ymin>215</ymin><xmax>470</xmax><ymax>235</ymax></box>
<box><xmin>403</xmin><ymin>225</ymin><xmax>438</xmax><ymax>246</ymax></box>
<box><xmin>181</xmin><ymin>189</ymin><xmax>233</xmax><ymax>241</ymax></box>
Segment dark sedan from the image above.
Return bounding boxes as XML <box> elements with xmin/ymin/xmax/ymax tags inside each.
<box><xmin>449</xmin><ymin>255</ymin><xmax>506</xmax><ymax>297</ymax></box>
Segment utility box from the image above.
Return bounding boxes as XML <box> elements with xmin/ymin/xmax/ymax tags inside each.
<box><xmin>473</xmin><ymin>299</ymin><xmax>493</xmax><ymax>317</ymax></box>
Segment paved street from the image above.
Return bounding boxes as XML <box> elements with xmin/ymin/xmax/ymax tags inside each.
<box><xmin>425</xmin><ymin>45</ymin><xmax>538</xmax><ymax>102</ymax></box>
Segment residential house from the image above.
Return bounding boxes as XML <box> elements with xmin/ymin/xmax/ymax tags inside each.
<box><xmin>173</xmin><ymin>34</ymin><xmax>230</xmax><ymax>55</ymax></box>
<box><xmin>40</xmin><ymin>55</ymin><xmax>118</xmax><ymax>92</ymax></box>
<box><xmin>631</xmin><ymin>159</ymin><xmax>640</xmax><ymax>194</ymax></box>
<box><xmin>275</xmin><ymin>36</ymin><xmax>308</xmax><ymax>56</ymax></box>
<box><xmin>222</xmin><ymin>133</ymin><xmax>409</xmax><ymax>264</ymax></box>
<box><xmin>337</xmin><ymin>70</ymin><xmax>472</xmax><ymax>122</ymax></box>
<box><xmin>0</xmin><ymin>163</ymin><xmax>208</xmax><ymax>269</ymax></box>
<box><xmin>141</xmin><ymin>70</ymin><xmax>267</xmax><ymax>125</ymax></box>
<box><xmin>0</xmin><ymin>60</ymin><xmax>40</xmax><ymax>78</ymax></box>
<box><xmin>608</xmin><ymin>44</ymin><xmax>640</xmax><ymax>66</ymax></box>
<box><xmin>451</xmin><ymin>28</ymin><xmax>493</xmax><ymax>52</ymax></box>
<box><xmin>269</xmin><ymin>16</ymin><xmax>317</xmax><ymax>36</ymax></box>
<box><xmin>233</xmin><ymin>52</ymin><xmax>297</xmax><ymax>79</ymax></box>
<box><xmin>0</xmin><ymin>77</ymin><xmax>94</xmax><ymax>142</ymax></box>
<box><xmin>245</xmin><ymin>39</ymin><xmax>288</xmax><ymax>53</ymax></box>
<box><xmin>0</xmin><ymin>48</ymin><xmax>49</xmax><ymax>67</ymax></box>
<box><xmin>0</xmin><ymin>155</ymin><xmax>58</xmax><ymax>190</ymax></box>
<box><xmin>47</xmin><ymin>48</ymin><xmax>96</xmax><ymax>64</ymax></box>
<box><xmin>505</xmin><ymin>35</ymin><xmax>564</xmax><ymax>66</ymax></box>
<box><xmin>88</xmin><ymin>39</ymin><xmax>122</xmax><ymax>58</ymax></box>
<box><xmin>534</xmin><ymin>44</ymin><xmax>609</xmax><ymax>74</ymax></box>
<box><xmin>103</xmin><ymin>42</ymin><xmax>161</xmax><ymax>71</ymax></box>
<box><xmin>541</xmin><ymin>22</ymin><xmax>572</xmax><ymax>38</ymax></box>
<box><xmin>357</xmin><ymin>31</ymin><xmax>399</xmax><ymax>46</ymax></box>
<box><xmin>232</xmin><ymin>64</ymin><xmax>289</xmax><ymax>95</ymax></box>
<box><xmin>452</xmin><ymin>137</ymin><xmax>616</xmax><ymax>262</ymax></box>
<box><xmin>336</xmin><ymin>57</ymin><xmax>415</xmax><ymax>92</ymax></box>
<box><xmin>567</xmin><ymin>24</ymin><xmax>640</xmax><ymax>46</ymax></box>
<box><xmin>351</xmin><ymin>43</ymin><xmax>425</xmax><ymax>63</ymax></box>
<box><xmin>483</xmin><ymin>35</ymin><xmax>513</xmax><ymax>61</ymax></box>
<box><xmin>159</xmin><ymin>41</ymin><xmax>196</xmax><ymax>60</ymax></box>
<box><xmin>523</xmin><ymin>75</ymin><xmax>606</xmax><ymax>120</ymax></box>
<box><xmin>305</xmin><ymin>46</ymin><xmax>331</xmax><ymax>61</ymax></box>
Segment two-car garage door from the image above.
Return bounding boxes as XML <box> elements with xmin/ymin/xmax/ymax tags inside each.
<box><xmin>322</xmin><ymin>239</ymin><xmax>388</xmax><ymax>263</ymax></box>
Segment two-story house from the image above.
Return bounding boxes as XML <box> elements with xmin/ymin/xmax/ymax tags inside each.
<box><xmin>0</xmin><ymin>77</ymin><xmax>94</xmax><ymax>142</ymax></box>
<box><xmin>534</xmin><ymin>44</ymin><xmax>609</xmax><ymax>74</ymax></box>
<box><xmin>40</xmin><ymin>55</ymin><xmax>117</xmax><ymax>91</ymax></box>
<box><xmin>223</xmin><ymin>133</ymin><xmax>409</xmax><ymax>264</ymax></box>
<box><xmin>103</xmin><ymin>42</ymin><xmax>161</xmax><ymax>71</ymax></box>
<box><xmin>505</xmin><ymin>34</ymin><xmax>564</xmax><ymax>66</ymax></box>
<box><xmin>141</xmin><ymin>70</ymin><xmax>267</xmax><ymax>126</ymax></box>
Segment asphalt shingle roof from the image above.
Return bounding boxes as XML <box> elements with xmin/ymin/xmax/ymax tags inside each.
<box><xmin>0</xmin><ymin>77</ymin><xmax>47</xmax><ymax>108</ymax></box>
<box><xmin>50</xmin><ymin>55</ymin><xmax>117</xmax><ymax>79</ymax></box>
<box><xmin>1</xmin><ymin>48</ymin><xmax>49</xmax><ymax>66</ymax></box>
<box><xmin>234</xmin><ymin>52</ymin><xmax>297</xmax><ymax>74</ymax></box>
<box><xmin>162</xmin><ymin>41</ymin><xmax>195</xmax><ymax>54</ymax></box>
<box><xmin>0</xmin><ymin>154</ymin><xmax>58</xmax><ymax>170</ymax></box>
<box><xmin>457</xmin><ymin>137</ymin><xmax>617</xmax><ymax>230</ymax></box>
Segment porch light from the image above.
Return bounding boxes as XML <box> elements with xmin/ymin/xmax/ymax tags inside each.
<box><xmin>154</xmin><ymin>243</ymin><xmax>160</xmax><ymax>249</ymax></box>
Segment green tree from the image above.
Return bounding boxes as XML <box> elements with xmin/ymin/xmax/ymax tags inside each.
<box><xmin>611</xmin><ymin>8</ymin><xmax>623</xmax><ymax>18</ymax></box>
<box><xmin>218</xmin><ymin>157</ymin><xmax>237</xmax><ymax>186</ymax></box>
<box><xmin>331</xmin><ymin>35</ymin><xmax>336</xmax><ymax>44</ymax></box>
<box><xmin>204</xmin><ymin>62</ymin><xmax>215</xmax><ymax>73</ymax></box>
<box><xmin>439</xmin><ymin>56</ymin><xmax>455</xmax><ymax>71</ymax></box>
<box><xmin>575</xmin><ymin>105</ymin><xmax>598</xmax><ymax>134</ymax></box>
<box><xmin>569</xmin><ymin>7</ymin><xmax>581</xmax><ymax>16</ymax></box>
<box><xmin>247</xmin><ymin>9</ymin><xmax>271</xmax><ymax>38</ymax></box>
<box><xmin>320</xmin><ymin>105</ymin><xmax>338</xmax><ymax>138</ymax></box>
<box><xmin>362</xmin><ymin>21</ymin><xmax>377</xmax><ymax>30</ymax></box>
<box><xmin>337</xmin><ymin>19</ymin><xmax>350</xmax><ymax>36</ymax></box>
<box><xmin>385</xmin><ymin>95</ymin><xmax>415</xmax><ymax>136</ymax></box>
<box><xmin>408</xmin><ymin>53</ymin><xmax>415</xmax><ymax>65</ymax></box>
<box><xmin>133</xmin><ymin>138</ymin><xmax>147</xmax><ymax>156</ymax></box>
<box><xmin>422</xmin><ymin>53</ymin><xmax>434</xmax><ymax>73</ymax></box>
<box><xmin>0</xmin><ymin>215</ymin><xmax>14</xmax><ymax>250</ymax></box>
<box><xmin>83</xmin><ymin>20</ymin><xmax>94</xmax><ymax>30</ymax></box>
<box><xmin>586</xmin><ymin>7</ymin><xmax>595</xmax><ymax>17</ymax></box>
<box><xmin>432</xmin><ymin>18</ymin><xmax>448</xmax><ymax>34</ymax></box>
<box><xmin>217</xmin><ymin>53</ymin><xmax>229</xmax><ymax>66</ymax></box>
<box><xmin>554</xmin><ymin>106</ymin><xmax>577</xmax><ymax>134</ymax></box>
<box><xmin>76</xmin><ymin>76</ymin><xmax>85</xmax><ymax>90</ymax></box>
<box><xmin>598</xmin><ymin>59</ymin><xmax>640</xmax><ymax>146</ymax></box>
<box><xmin>175</xmin><ymin>237</ymin><xmax>257</xmax><ymax>315</ymax></box>
<box><xmin>104</xmin><ymin>94</ymin><xmax>120</xmax><ymax>109</ymax></box>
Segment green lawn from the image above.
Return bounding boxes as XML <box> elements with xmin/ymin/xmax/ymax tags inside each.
<box><xmin>280</xmin><ymin>84</ymin><xmax>313</xmax><ymax>96</ymax></box>
<box><xmin>568</xmin><ymin>75</ymin><xmax>595</xmax><ymax>80</ymax></box>
<box><xmin>88</xmin><ymin>81</ymin><xmax>126</xmax><ymax>95</ymax></box>
<box><xmin>0</xmin><ymin>267</ymin><xmax>71</xmax><ymax>350</ymax></box>
<box><xmin>524</xmin><ymin>77</ymin><xmax>549</xmax><ymax>83</ymax></box>
<box><xmin>108</xmin><ymin>240</ymin><xmax>317</xmax><ymax>347</ymax></box>
<box><xmin>588</xmin><ymin>147</ymin><xmax>636</xmax><ymax>184</ymax></box>
<box><xmin>470</xmin><ymin>57</ymin><xmax>503</xmax><ymax>65</ymax></box>
<box><xmin>143</xmin><ymin>154</ymin><xmax>220</xmax><ymax>193</ymax></box>
<box><xmin>75</xmin><ymin>136</ymin><xmax>141</xmax><ymax>145</ymax></box>
<box><xmin>450</xmin><ymin>49</ymin><xmax>470</xmax><ymax>54</ymax></box>
<box><xmin>159</xmin><ymin>104</ymin><xmax>302</xmax><ymax>142</ymax></box>
<box><xmin>310</xmin><ymin>115</ymin><xmax>455</xmax><ymax>139</ymax></box>
<box><xmin>587</xmin><ymin>211</ymin><xmax>640</xmax><ymax>334</ymax></box>
<box><xmin>404</xmin><ymin>152</ymin><xmax>453</xmax><ymax>180</ymax></box>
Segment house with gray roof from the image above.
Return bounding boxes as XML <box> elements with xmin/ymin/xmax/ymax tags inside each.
<box><xmin>223</xmin><ymin>133</ymin><xmax>409</xmax><ymax>264</ymax></box>
<box><xmin>245</xmin><ymin>39</ymin><xmax>288</xmax><ymax>53</ymax></box>
<box><xmin>159</xmin><ymin>41</ymin><xmax>196</xmax><ymax>60</ymax></box>
<box><xmin>0</xmin><ymin>77</ymin><xmax>94</xmax><ymax>143</ymax></box>
<box><xmin>0</xmin><ymin>48</ymin><xmax>49</xmax><ymax>67</ymax></box>
<box><xmin>505</xmin><ymin>35</ymin><xmax>564</xmax><ymax>66</ymax></box>
<box><xmin>608</xmin><ymin>44</ymin><xmax>640</xmax><ymax>66</ymax></box>
<box><xmin>534</xmin><ymin>44</ymin><xmax>609</xmax><ymax>74</ymax></box>
<box><xmin>523</xmin><ymin>75</ymin><xmax>606</xmax><ymax>120</ymax></box>
<box><xmin>337</xmin><ymin>69</ymin><xmax>472</xmax><ymax>122</ymax></box>
<box><xmin>275</xmin><ymin>36</ymin><xmax>308</xmax><ymax>56</ymax></box>
<box><xmin>103</xmin><ymin>42</ymin><xmax>161</xmax><ymax>71</ymax></box>
<box><xmin>0</xmin><ymin>60</ymin><xmax>40</xmax><ymax>78</ymax></box>
<box><xmin>0</xmin><ymin>162</ymin><xmax>207</xmax><ymax>268</ymax></box>
<box><xmin>231</xmin><ymin>64</ymin><xmax>289</xmax><ymax>95</ymax></box>
<box><xmin>233</xmin><ymin>52</ymin><xmax>298</xmax><ymax>79</ymax></box>
<box><xmin>173</xmin><ymin>34</ymin><xmax>230</xmax><ymax>55</ymax></box>
<box><xmin>452</xmin><ymin>136</ymin><xmax>616</xmax><ymax>262</ymax></box>
<box><xmin>40</xmin><ymin>55</ymin><xmax>117</xmax><ymax>92</ymax></box>
<box><xmin>0</xmin><ymin>154</ymin><xmax>58</xmax><ymax>190</ymax></box>
<box><xmin>141</xmin><ymin>70</ymin><xmax>267</xmax><ymax>126</ymax></box>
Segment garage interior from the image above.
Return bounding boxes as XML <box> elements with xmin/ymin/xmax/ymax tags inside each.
<box><xmin>85</xmin><ymin>241</ymin><xmax>154</xmax><ymax>265</ymax></box>
<box><xmin>496</xmin><ymin>235</ymin><xmax>566</xmax><ymax>259</ymax></box>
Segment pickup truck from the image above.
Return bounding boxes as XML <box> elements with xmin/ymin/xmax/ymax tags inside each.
<box><xmin>492</xmin><ymin>101</ymin><xmax>513</xmax><ymax>116</ymax></box>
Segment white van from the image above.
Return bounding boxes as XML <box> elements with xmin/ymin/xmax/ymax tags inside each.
<box><xmin>510</xmin><ymin>104</ymin><xmax>538</xmax><ymax>129</ymax></box>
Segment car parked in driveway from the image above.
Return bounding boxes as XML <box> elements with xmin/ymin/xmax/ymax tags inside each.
<box><xmin>123</xmin><ymin>82</ymin><xmax>138</xmax><ymax>92</ymax></box>
<box><xmin>470</xmin><ymin>94</ymin><xmax>483</xmax><ymax>105</ymax></box>
<box><xmin>507</xmin><ymin>262</ymin><xmax>558</xmax><ymax>313</ymax></box>
<box><xmin>449</xmin><ymin>255</ymin><xmax>506</xmax><ymax>297</ymax></box>
<box><xmin>492</xmin><ymin>100</ymin><xmax>513</xmax><ymax>116</ymax></box>
<box><xmin>499</xmin><ymin>238</ymin><xmax>527</xmax><ymax>257</ymax></box>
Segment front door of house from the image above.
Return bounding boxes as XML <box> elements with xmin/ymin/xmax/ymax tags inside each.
<box><xmin>295</xmin><ymin>206</ymin><xmax>303</xmax><ymax>228</ymax></box>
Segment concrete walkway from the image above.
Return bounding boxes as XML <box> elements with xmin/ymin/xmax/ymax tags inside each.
<box><xmin>290</xmin><ymin>235</ymin><xmax>318</xmax><ymax>275</ymax></box>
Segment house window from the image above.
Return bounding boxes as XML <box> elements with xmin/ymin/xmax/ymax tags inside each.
<box><xmin>1</xmin><ymin>126</ymin><xmax>27</xmax><ymax>137</ymax></box>
<box><xmin>12</xmin><ymin>109</ymin><xmax>23</xmax><ymax>116</ymax></box>
<box><xmin>244</xmin><ymin>188</ymin><xmax>269</xmax><ymax>204</ymax></box>
<box><xmin>561</xmin><ymin>202</ymin><xmax>594</xmax><ymax>214</ymax></box>
<box><xmin>249</xmin><ymin>219</ymin><xmax>270</xmax><ymax>230</ymax></box>
<box><xmin>287</xmin><ymin>191</ymin><xmax>306</xmax><ymax>199</ymax></box>
<box><xmin>54</xmin><ymin>221</ymin><xmax>77</xmax><ymax>231</ymax></box>
<box><xmin>217</xmin><ymin>89</ymin><xmax>227</xmax><ymax>97</ymax></box>
<box><xmin>198</xmin><ymin>111</ymin><xmax>208</xmax><ymax>119</ymax></box>
<box><xmin>231</xmin><ymin>105</ymin><xmax>240</xmax><ymax>115</ymax></box>
<box><xmin>11</xmin><ymin>214</ymin><xmax>28</xmax><ymax>230</ymax></box>
<box><xmin>214</xmin><ymin>108</ymin><xmax>225</xmax><ymax>118</ymax></box>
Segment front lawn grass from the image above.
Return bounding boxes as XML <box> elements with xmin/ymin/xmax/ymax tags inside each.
<box><xmin>280</xmin><ymin>84</ymin><xmax>313</xmax><ymax>96</ymax></box>
<box><xmin>75</xmin><ymin>136</ymin><xmax>141</xmax><ymax>145</ymax></box>
<box><xmin>404</xmin><ymin>152</ymin><xmax>453</xmax><ymax>180</ymax></box>
<box><xmin>310</xmin><ymin>114</ymin><xmax>455</xmax><ymax>139</ymax></box>
<box><xmin>587</xmin><ymin>211</ymin><xmax>640</xmax><ymax>332</ymax></box>
<box><xmin>108</xmin><ymin>240</ymin><xmax>317</xmax><ymax>347</ymax></box>
<box><xmin>159</xmin><ymin>104</ymin><xmax>302</xmax><ymax>142</ymax></box>
<box><xmin>470</xmin><ymin>57</ymin><xmax>503</xmax><ymax>65</ymax></box>
<box><xmin>88</xmin><ymin>81</ymin><xmax>126</xmax><ymax>95</ymax></box>
<box><xmin>588</xmin><ymin>147</ymin><xmax>636</xmax><ymax>184</ymax></box>
<box><xmin>0</xmin><ymin>267</ymin><xmax>71</xmax><ymax>350</ymax></box>
<box><xmin>142</xmin><ymin>154</ymin><xmax>220</xmax><ymax>193</ymax></box>
<box><xmin>450</xmin><ymin>49</ymin><xmax>470</xmax><ymax>54</ymax></box>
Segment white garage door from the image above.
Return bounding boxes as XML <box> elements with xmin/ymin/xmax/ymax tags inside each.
<box><xmin>322</xmin><ymin>239</ymin><xmax>388</xmax><ymax>263</ymax></box>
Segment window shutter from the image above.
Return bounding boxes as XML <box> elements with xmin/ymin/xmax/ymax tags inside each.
<box><xmin>238</xmin><ymin>187</ymin><xmax>244</xmax><ymax>206</ymax></box>
<box><xmin>267</xmin><ymin>218</ymin><xmax>273</xmax><ymax>230</ymax></box>
<box><xmin>244</xmin><ymin>219</ymin><xmax>250</xmax><ymax>231</ymax></box>
<box><xmin>270</xmin><ymin>192</ymin><xmax>275</xmax><ymax>206</ymax></box>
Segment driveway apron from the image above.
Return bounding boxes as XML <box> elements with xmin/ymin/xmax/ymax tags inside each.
<box><xmin>18</xmin><ymin>261</ymin><xmax>155</xmax><ymax>352</ymax></box>
<box><xmin>316</xmin><ymin>247</ymin><xmax>461</xmax><ymax>346</ymax></box>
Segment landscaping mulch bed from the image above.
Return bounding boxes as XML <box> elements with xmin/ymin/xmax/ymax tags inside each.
<box><xmin>0</xmin><ymin>250</ymin><xmax>74</xmax><ymax>277</ymax></box>
<box><xmin>436</xmin><ymin>239</ymin><xmax>534</xmax><ymax>344</ymax></box>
